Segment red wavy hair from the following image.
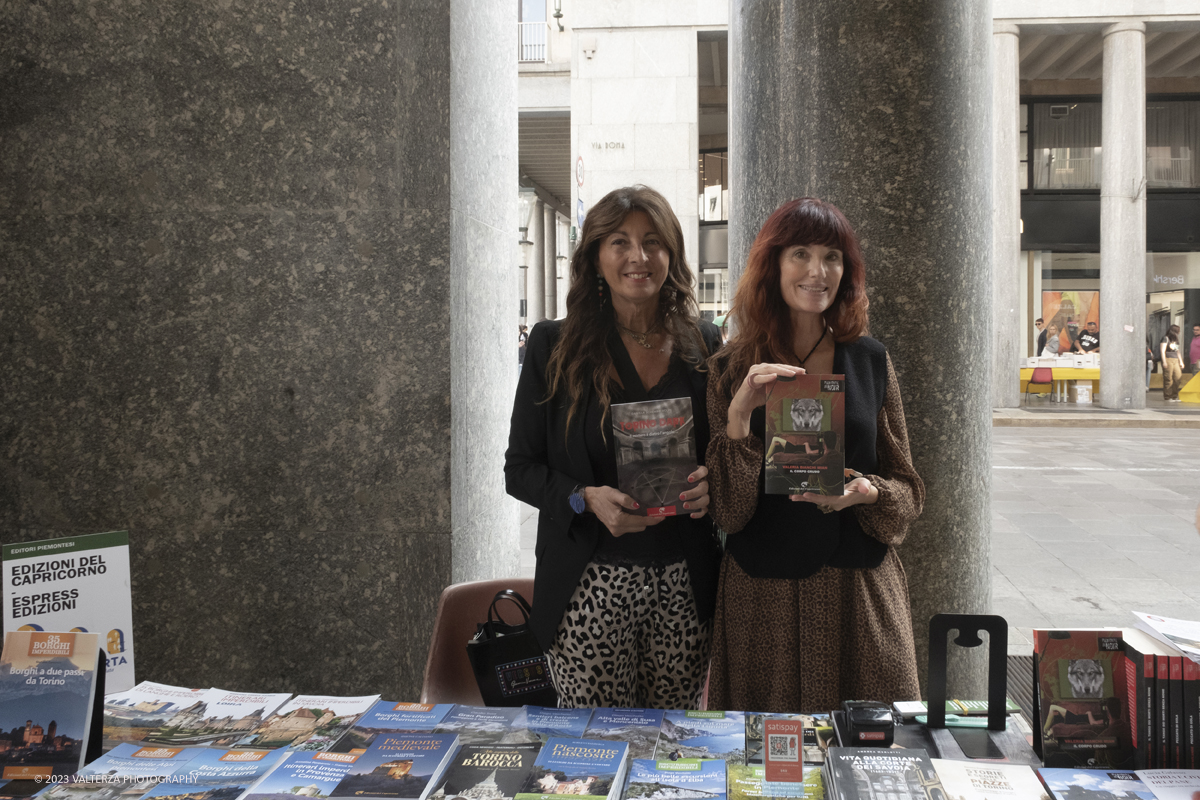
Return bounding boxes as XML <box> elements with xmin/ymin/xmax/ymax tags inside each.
<box><xmin>718</xmin><ymin>197</ymin><xmax>869</xmax><ymax>394</ymax></box>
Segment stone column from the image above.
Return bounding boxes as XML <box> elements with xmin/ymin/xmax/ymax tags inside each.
<box><xmin>527</xmin><ymin>199</ymin><xmax>547</xmax><ymax>323</ymax></box>
<box><xmin>1099</xmin><ymin>21</ymin><xmax>1147</xmax><ymax>409</ymax></box>
<box><xmin>993</xmin><ymin>24</ymin><xmax>1021</xmax><ymax>408</ymax></box>
<box><xmin>730</xmin><ymin>0</ymin><xmax>993</xmax><ymax>695</ymax></box>
<box><xmin>0</xmin><ymin>0</ymin><xmax>518</xmax><ymax>698</ymax></box>
<box><xmin>544</xmin><ymin>203</ymin><xmax>558</xmax><ymax>319</ymax></box>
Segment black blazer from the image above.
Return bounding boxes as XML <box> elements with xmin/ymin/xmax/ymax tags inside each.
<box><xmin>504</xmin><ymin>318</ymin><xmax>723</xmax><ymax>651</ymax></box>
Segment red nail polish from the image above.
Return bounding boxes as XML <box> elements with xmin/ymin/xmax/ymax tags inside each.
<box><xmin>688</xmin><ymin>475</ymin><xmax>696</xmax><ymax>483</ymax></box>
<box><xmin>680</xmin><ymin>493</ymin><xmax>687</xmax><ymax>501</ymax></box>
<box><xmin>633</xmin><ymin>501</ymin><xmax>639</xmax><ymax>508</ymax></box>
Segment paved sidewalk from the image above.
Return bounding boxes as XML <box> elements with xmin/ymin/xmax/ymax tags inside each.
<box><xmin>518</xmin><ymin>425</ymin><xmax>1200</xmax><ymax>656</ymax></box>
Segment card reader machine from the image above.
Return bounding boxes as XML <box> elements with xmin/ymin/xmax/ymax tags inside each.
<box><xmin>841</xmin><ymin>700</ymin><xmax>895</xmax><ymax>747</ymax></box>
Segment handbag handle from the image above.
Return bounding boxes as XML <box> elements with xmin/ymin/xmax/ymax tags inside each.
<box><xmin>487</xmin><ymin>589</ymin><xmax>533</xmax><ymax>625</ymax></box>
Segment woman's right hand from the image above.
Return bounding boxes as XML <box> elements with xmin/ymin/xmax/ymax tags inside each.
<box><xmin>727</xmin><ymin>363</ymin><xmax>800</xmax><ymax>439</ymax></box>
<box><xmin>584</xmin><ymin>485</ymin><xmax>665</xmax><ymax>537</ymax></box>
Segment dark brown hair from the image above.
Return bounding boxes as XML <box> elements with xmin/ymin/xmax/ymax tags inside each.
<box><xmin>717</xmin><ymin>197</ymin><xmax>869</xmax><ymax>396</ymax></box>
<box><xmin>544</xmin><ymin>185</ymin><xmax>706</xmax><ymax>434</ymax></box>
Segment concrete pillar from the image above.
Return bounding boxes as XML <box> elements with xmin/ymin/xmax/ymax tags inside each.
<box><xmin>527</xmin><ymin>199</ymin><xmax>546</xmax><ymax>323</ymax></box>
<box><xmin>0</xmin><ymin>0</ymin><xmax>518</xmax><ymax>698</ymax></box>
<box><xmin>1099</xmin><ymin>21</ymin><xmax>1147</xmax><ymax>409</ymax></box>
<box><xmin>730</xmin><ymin>0</ymin><xmax>993</xmax><ymax>695</ymax></box>
<box><xmin>993</xmin><ymin>24</ymin><xmax>1021</xmax><ymax>408</ymax></box>
<box><xmin>544</xmin><ymin>203</ymin><xmax>558</xmax><ymax>320</ymax></box>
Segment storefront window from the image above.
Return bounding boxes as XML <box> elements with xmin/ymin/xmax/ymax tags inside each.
<box><xmin>1146</xmin><ymin>100</ymin><xmax>1200</xmax><ymax>189</ymax></box>
<box><xmin>1031</xmin><ymin>102</ymin><xmax>1102</xmax><ymax>189</ymax></box>
<box><xmin>698</xmin><ymin>149</ymin><xmax>728</xmax><ymax>221</ymax></box>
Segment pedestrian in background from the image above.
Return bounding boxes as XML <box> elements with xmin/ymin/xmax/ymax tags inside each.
<box><xmin>518</xmin><ymin>324</ymin><xmax>528</xmax><ymax>375</ymax></box>
<box><xmin>1160</xmin><ymin>324</ymin><xmax>1184</xmax><ymax>402</ymax></box>
<box><xmin>1190</xmin><ymin>323</ymin><xmax>1200</xmax><ymax>374</ymax></box>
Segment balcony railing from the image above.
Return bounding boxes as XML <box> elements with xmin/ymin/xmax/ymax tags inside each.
<box><xmin>519</xmin><ymin>21</ymin><xmax>549</xmax><ymax>63</ymax></box>
<box><xmin>1147</xmin><ymin>156</ymin><xmax>1193</xmax><ymax>188</ymax></box>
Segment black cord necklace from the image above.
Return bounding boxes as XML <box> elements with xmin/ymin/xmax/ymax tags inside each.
<box><xmin>797</xmin><ymin>326</ymin><xmax>829</xmax><ymax>367</ymax></box>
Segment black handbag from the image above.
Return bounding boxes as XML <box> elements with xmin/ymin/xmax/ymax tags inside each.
<box><xmin>466</xmin><ymin>589</ymin><xmax>558</xmax><ymax>708</ymax></box>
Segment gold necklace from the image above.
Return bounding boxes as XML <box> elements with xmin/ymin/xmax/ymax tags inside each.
<box><xmin>616</xmin><ymin>322</ymin><xmax>661</xmax><ymax>349</ymax></box>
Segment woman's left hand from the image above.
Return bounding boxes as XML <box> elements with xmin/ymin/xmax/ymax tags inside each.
<box><xmin>681</xmin><ymin>465</ymin><xmax>710</xmax><ymax>519</ymax></box>
<box><xmin>790</xmin><ymin>476</ymin><xmax>878</xmax><ymax>511</ymax></box>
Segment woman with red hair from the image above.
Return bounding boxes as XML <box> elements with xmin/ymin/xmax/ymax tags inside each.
<box><xmin>705</xmin><ymin>198</ymin><xmax>925</xmax><ymax>712</ymax></box>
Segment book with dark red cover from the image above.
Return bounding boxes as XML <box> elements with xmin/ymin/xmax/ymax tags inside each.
<box><xmin>610</xmin><ymin>398</ymin><xmax>697</xmax><ymax>518</ymax></box>
<box><xmin>1184</xmin><ymin>658</ymin><xmax>1200</xmax><ymax>769</ymax></box>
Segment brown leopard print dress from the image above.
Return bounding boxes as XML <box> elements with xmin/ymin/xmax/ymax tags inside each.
<box><xmin>705</xmin><ymin>353</ymin><xmax>924</xmax><ymax>714</ymax></box>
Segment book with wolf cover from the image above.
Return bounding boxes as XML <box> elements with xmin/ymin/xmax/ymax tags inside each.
<box><xmin>1034</xmin><ymin>629</ymin><xmax>1138</xmax><ymax>770</ymax></box>
<box><xmin>428</xmin><ymin>743</ymin><xmax>540</xmax><ymax>800</ymax></box>
<box><xmin>763</xmin><ymin>375</ymin><xmax>844</xmax><ymax>496</ymax></box>
<box><xmin>821</xmin><ymin>748</ymin><xmax>942</xmax><ymax>800</ymax></box>
<box><xmin>328</xmin><ymin>733</ymin><xmax>459</xmax><ymax>800</ymax></box>
<box><xmin>621</xmin><ymin>759</ymin><xmax>727</xmax><ymax>800</ymax></box>
<box><xmin>610</xmin><ymin>398</ymin><xmax>697</xmax><ymax>517</ymax></box>
<box><xmin>0</xmin><ymin>631</ymin><xmax>104</xmax><ymax>781</ymax></box>
<box><xmin>514</xmin><ymin>738</ymin><xmax>629</xmax><ymax>800</ymax></box>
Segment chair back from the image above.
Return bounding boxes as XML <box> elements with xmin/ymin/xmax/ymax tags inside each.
<box><xmin>420</xmin><ymin>578</ymin><xmax>536</xmax><ymax>705</ymax></box>
<box><xmin>1030</xmin><ymin>367</ymin><xmax>1054</xmax><ymax>385</ymax></box>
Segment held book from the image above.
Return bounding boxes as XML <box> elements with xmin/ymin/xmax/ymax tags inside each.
<box><xmin>763</xmin><ymin>375</ymin><xmax>845</xmax><ymax>497</ymax></box>
<box><xmin>427</xmin><ymin>743</ymin><xmax>540</xmax><ymax>800</ymax></box>
<box><xmin>514</xmin><ymin>737</ymin><xmax>629</xmax><ymax>800</ymax></box>
<box><xmin>610</xmin><ymin>398</ymin><xmax>697</xmax><ymax>517</ymax></box>
<box><xmin>654</xmin><ymin>711</ymin><xmax>746</xmax><ymax>762</ymax></box>
<box><xmin>621</xmin><ymin>759</ymin><xmax>726</xmax><ymax>800</ymax></box>
<box><xmin>328</xmin><ymin>733</ymin><xmax>459</xmax><ymax>800</ymax></box>
<box><xmin>0</xmin><ymin>631</ymin><xmax>105</xmax><ymax>780</ymax></box>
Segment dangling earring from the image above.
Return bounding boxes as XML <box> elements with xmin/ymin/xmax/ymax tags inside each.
<box><xmin>597</xmin><ymin>272</ymin><xmax>606</xmax><ymax>306</ymax></box>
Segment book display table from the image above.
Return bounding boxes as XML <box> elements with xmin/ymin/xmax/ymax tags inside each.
<box><xmin>1019</xmin><ymin>367</ymin><xmax>1100</xmax><ymax>401</ymax></box>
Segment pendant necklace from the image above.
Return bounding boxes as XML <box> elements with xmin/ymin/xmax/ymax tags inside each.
<box><xmin>617</xmin><ymin>321</ymin><xmax>661</xmax><ymax>350</ymax></box>
<box><xmin>797</xmin><ymin>326</ymin><xmax>829</xmax><ymax>367</ymax></box>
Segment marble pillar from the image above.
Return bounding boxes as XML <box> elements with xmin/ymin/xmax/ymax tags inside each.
<box><xmin>1099</xmin><ymin>22</ymin><xmax>1147</xmax><ymax>410</ymax></box>
<box><xmin>544</xmin><ymin>203</ymin><xmax>558</xmax><ymax>320</ymax></box>
<box><xmin>730</xmin><ymin>0</ymin><xmax>993</xmax><ymax>695</ymax></box>
<box><xmin>0</xmin><ymin>0</ymin><xmax>518</xmax><ymax>698</ymax></box>
<box><xmin>993</xmin><ymin>24</ymin><xmax>1021</xmax><ymax>409</ymax></box>
<box><xmin>527</xmin><ymin>200</ymin><xmax>547</xmax><ymax>323</ymax></box>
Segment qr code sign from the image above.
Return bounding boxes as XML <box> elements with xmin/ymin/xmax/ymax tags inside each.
<box><xmin>767</xmin><ymin>733</ymin><xmax>798</xmax><ymax>761</ymax></box>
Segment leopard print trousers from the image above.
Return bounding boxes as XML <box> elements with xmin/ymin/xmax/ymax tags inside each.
<box><xmin>546</xmin><ymin>559</ymin><xmax>711</xmax><ymax>709</ymax></box>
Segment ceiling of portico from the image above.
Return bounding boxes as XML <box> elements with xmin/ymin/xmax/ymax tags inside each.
<box><xmin>1020</xmin><ymin>29</ymin><xmax>1200</xmax><ymax>80</ymax></box>
<box><xmin>518</xmin><ymin>114</ymin><xmax>572</xmax><ymax>212</ymax></box>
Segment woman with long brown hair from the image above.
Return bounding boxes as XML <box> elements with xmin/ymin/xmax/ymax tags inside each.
<box><xmin>705</xmin><ymin>197</ymin><xmax>925</xmax><ymax>712</ymax></box>
<box><xmin>505</xmin><ymin>185</ymin><xmax>723</xmax><ymax>708</ymax></box>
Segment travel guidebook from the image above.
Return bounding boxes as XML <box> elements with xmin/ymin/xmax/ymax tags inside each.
<box><xmin>821</xmin><ymin>748</ymin><xmax>943</xmax><ymax>800</ymax></box>
<box><xmin>503</xmin><ymin>707</ymin><xmax>592</xmax><ymax>745</ymax></box>
<box><xmin>610</xmin><ymin>398</ymin><xmax>697</xmax><ymax>517</ymax></box>
<box><xmin>32</xmin><ymin>743</ymin><xmax>204</xmax><ymax>800</ymax></box>
<box><xmin>328</xmin><ymin>733</ymin><xmax>459</xmax><ymax>800</ymax></box>
<box><xmin>240</xmin><ymin>751</ymin><xmax>360</xmax><ymax>800</ymax></box>
<box><xmin>514</xmin><ymin>738</ymin><xmax>628</xmax><ymax>800</ymax></box>
<box><xmin>621</xmin><ymin>759</ymin><xmax>726</xmax><ymax>800</ymax></box>
<box><xmin>0</xmin><ymin>631</ymin><xmax>104</xmax><ymax>780</ymax></box>
<box><xmin>655</xmin><ymin>711</ymin><xmax>746</xmax><ymax>762</ymax></box>
<box><xmin>428</xmin><ymin>743</ymin><xmax>540</xmax><ymax>800</ymax></box>
<box><xmin>332</xmin><ymin>703</ymin><xmax>455</xmax><ymax>753</ymax></box>
<box><xmin>236</xmin><ymin>695</ymin><xmax>380</xmax><ymax>751</ymax></box>
<box><xmin>583</xmin><ymin>709</ymin><xmax>664</xmax><ymax>762</ymax></box>
<box><xmin>763</xmin><ymin>375</ymin><xmax>845</xmax><ymax>496</ymax></box>
<box><xmin>1037</xmin><ymin>768</ymin><xmax>1156</xmax><ymax>800</ymax></box>
<box><xmin>135</xmin><ymin>748</ymin><xmax>288</xmax><ymax>800</ymax></box>
<box><xmin>1134</xmin><ymin>769</ymin><xmax>1200</xmax><ymax>799</ymax></box>
<box><xmin>930</xmin><ymin>759</ymin><xmax>1050</xmax><ymax>800</ymax></box>
<box><xmin>146</xmin><ymin>690</ymin><xmax>293</xmax><ymax>748</ymax></box>
<box><xmin>1034</xmin><ymin>630</ymin><xmax>1137</xmax><ymax>769</ymax></box>
<box><xmin>724</xmin><ymin>764</ymin><xmax>818</xmax><ymax>800</ymax></box>
<box><xmin>435</xmin><ymin>707</ymin><xmax>524</xmax><ymax>747</ymax></box>
<box><xmin>103</xmin><ymin>682</ymin><xmax>219</xmax><ymax>751</ymax></box>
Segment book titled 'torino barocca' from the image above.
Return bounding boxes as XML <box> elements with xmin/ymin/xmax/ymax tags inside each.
<box><xmin>611</xmin><ymin>398</ymin><xmax>696</xmax><ymax>517</ymax></box>
<box><xmin>764</xmin><ymin>374</ymin><xmax>845</xmax><ymax>497</ymax></box>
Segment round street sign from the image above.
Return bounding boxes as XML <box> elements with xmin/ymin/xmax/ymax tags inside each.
<box><xmin>576</xmin><ymin>156</ymin><xmax>585</xmax><ymax>187</ymax></box>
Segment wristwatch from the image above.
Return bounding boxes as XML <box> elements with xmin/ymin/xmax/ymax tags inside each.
<box><xmin>568</xmin><ymin>485</ymin><xmax>587</xmax><ymax>514</ymax></box>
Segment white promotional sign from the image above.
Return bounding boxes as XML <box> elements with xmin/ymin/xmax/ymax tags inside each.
<box><xmin>3</xmin><ymin>530</ymin><xmax>135</xmax><ymax>693</ymax></box>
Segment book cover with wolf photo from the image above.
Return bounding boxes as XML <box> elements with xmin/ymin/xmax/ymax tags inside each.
<box><xmin>610</xmin><ymin>397</ymin><xmax>697</xmax><ymax>517</ymax></box>
<box><xmin>1034</xmin><ymin>630</ymin><xmax>1137</xmax><ymax>770</ymax></box>
<box><xmin>763</xmin><ymin>374</ymin><xmax>845</xmax><ymax>496</ymax></box>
